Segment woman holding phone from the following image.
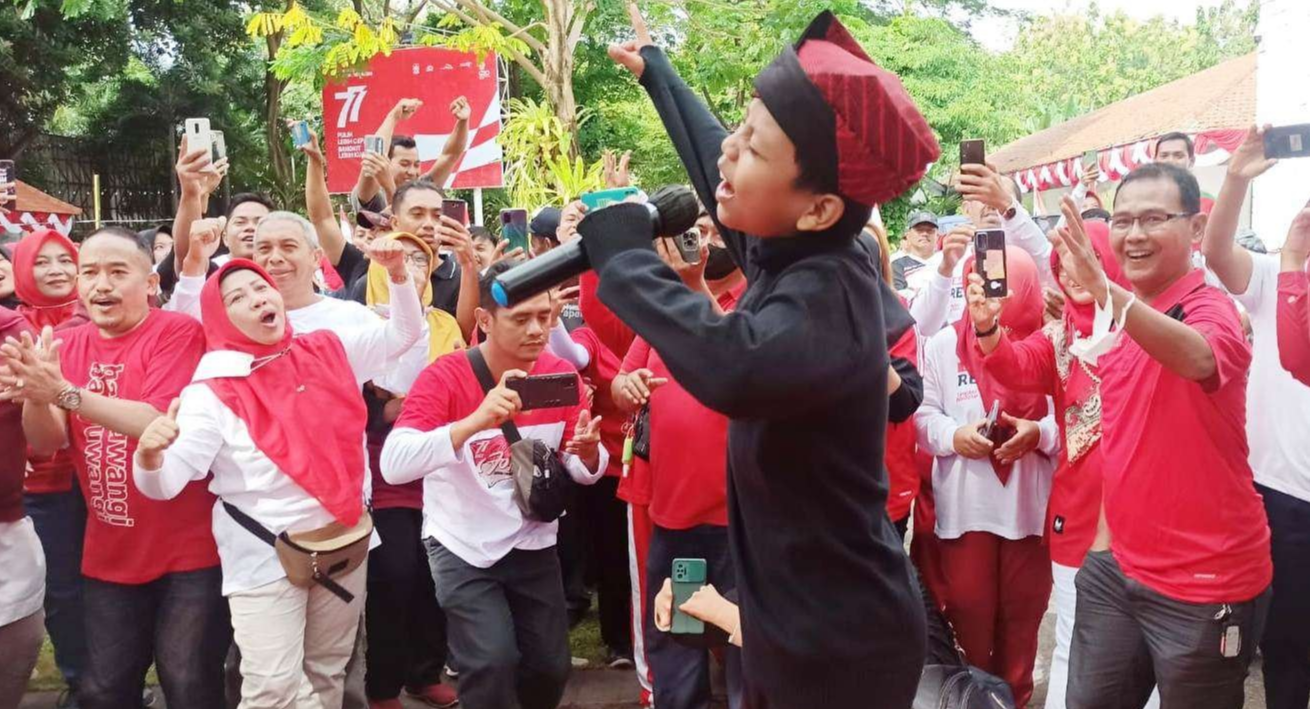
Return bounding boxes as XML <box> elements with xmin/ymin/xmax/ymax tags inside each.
<box><xmin>914</xmin><ymin>245</ymin><xmax>1058</xmax><ymax>707</ymax></box>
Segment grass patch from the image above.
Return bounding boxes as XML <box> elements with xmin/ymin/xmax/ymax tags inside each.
<box><xmin>567</xmin><ymin>613</ymin><xmax>609</xmax><ymax>669</ymax></box>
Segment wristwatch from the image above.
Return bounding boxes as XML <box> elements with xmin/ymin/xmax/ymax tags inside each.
<box><xmin>975</xmin><ymin>319</ymin><xmax>1000</xmax><ymax>338</ymax></box>
<box><xmin>55</xmin><ymin>384</ymin><xmax>83</xmax><ymax>412</ymax></box>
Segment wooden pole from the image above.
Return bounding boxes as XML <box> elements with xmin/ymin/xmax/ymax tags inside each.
<box><xmin>93</xmin><ymin>173</ymin><xmax>102</xmax><ymax>228</ymax></box>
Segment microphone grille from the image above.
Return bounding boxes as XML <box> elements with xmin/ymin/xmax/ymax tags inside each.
<box><xmin>648</xmin><ymin>185</ymin><xmax>700</xmax><ymax>237</ymax></box>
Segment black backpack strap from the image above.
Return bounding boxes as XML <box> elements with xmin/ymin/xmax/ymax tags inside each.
<box><xmin>466</xmin><ymin>347</ymin><xmax>522</xmax><ymax>445</ymax></box>
<box><xmin>222</xmin><ymin>501</ymin><xmax>355</xmax><ymax>604</ymax></box>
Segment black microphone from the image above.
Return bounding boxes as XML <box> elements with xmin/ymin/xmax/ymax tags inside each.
<box><xmin>491</xmin><ymin>185</ymin><xmax>700</xmax><ymax>307</ymax></box>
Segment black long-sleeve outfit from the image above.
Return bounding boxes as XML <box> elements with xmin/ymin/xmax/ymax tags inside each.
<box><xmin>581</xmin><ymin>47</ymin><xmax>925</xmax><ymax>708</ymax></box>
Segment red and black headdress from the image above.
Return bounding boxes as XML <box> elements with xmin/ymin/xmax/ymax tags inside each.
<box><xmin>754</xmin><ymin>12</ymin><xmax>941</xmax><ymax>207</ymax></box>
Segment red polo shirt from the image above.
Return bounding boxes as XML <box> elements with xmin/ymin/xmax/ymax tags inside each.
<box><xmin>1100</xmin><ymin>269</ymin><xmax>1270</xmax><ymax>603</ymax></box>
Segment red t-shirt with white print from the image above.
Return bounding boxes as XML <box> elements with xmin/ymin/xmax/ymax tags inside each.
<box><xmin>394</xmin><ymin>348</ymin><xmax>598</xmax><ymax>567</ymax></box>
<box><xmin>59</xmin><ymin>310</ymin><xmax>219</xmax><ymax>584</ymax></box>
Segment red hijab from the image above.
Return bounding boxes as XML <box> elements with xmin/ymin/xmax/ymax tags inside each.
<box><xmin>1049</xmin><ymin>220</ymin><xmax>1129</xmax><ymax>339</ymax></box>
<box><xmin>12</xmin><ymin>229</ymin><xmax>79</xmax><ymax>330</ymax></box>
<box><xmin>956</xmin><ymin>245</ymin><xmax>1047</xmax><ymax>483</ymax></box>
<box><xmin>200</xmin><ymin>260</ymin><xmax>367</xmax><ymax>526</ymax></box>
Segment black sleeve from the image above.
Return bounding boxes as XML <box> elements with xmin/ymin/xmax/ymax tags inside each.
<box><xmin>336</xmin><ymin>243</ymin><xmax>368</xmax><ymax>289</ymax></box>
<box><xmin>581</xmin><ymin>205</ymin><xmax>881</xmax><ymax>421</ymax></box>
<box><xmin>156</xmin><ymin>246</ymin><xmax>179</xmax><ymax>295</ymax></box>
<box><xmin>637</xmin><ymin>47</ymin><xmax>753</xmax><ymax>281</ymax></box>
<box><xmin>891</xmin><ymin>258</ymin><xmax>909</xmax><ymax>291</ymax></box>
<box><xmin>888</xmin><ymin>355</ymin><xmax>922</xmax><ymax>423</ymax></box>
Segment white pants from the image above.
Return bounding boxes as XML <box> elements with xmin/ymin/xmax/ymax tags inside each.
<box><xmin>1046</xmin><ymin>561</ymin><xmax>1161</xmax><ymax>709</ymax></box>
<box><xmin>228</xmin><ymin>562</ymin><xmax>367</xmax><ymax>709</ymax></box>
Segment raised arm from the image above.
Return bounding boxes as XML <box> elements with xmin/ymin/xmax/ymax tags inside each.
<box><xmin>966</xmin><ymin>273</ymin><xmax>1058</xmax><ymax>395</ymax></box>
<box><xmin>337</xmin><ymin>239</ymin><xmax>425</xmax><ymax>383</ymax></box>
<box><xmin>299</xmin><ymin>125</ymin><xmax>348</xmax><ymax>266</ymax></box>
<box><xmin>1202</xmin><ymin>125</ymin><xmax>1277</xmax><ymax>295</ymax></box>
<box><xmin>1277</xmin><ymin>203</ymin><xmax>1310</xmax><ymax>385</ymax></box>
<box><xmin>1052</xmin><ymin>198</ymin><xmax>1220</xmax><ymax>384</ymax></box>
<box><xmin>421</xmin><ymin>97</ymin><xmax>471</xmax><ymax>188</ymax></box>
<box><xmin>608</xmin><ymin>5</ymin><xmax>747</xmax><ymax>272</ymax></box>
<box><xmin>354</xmin><ymin>99</ymin><xmax>419</xmax><ymax>206</ymax></box>
<box><xmin>172</xmin><ymin>135</ymin><xmax>227</xmax><ymax>274</ymax></box>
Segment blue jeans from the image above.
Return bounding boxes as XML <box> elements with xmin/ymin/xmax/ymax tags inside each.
<box><xmin>24</xmin><ymin>488</ymin><xmax>88</xmax><ymax>688</ymax></box>
<box><xmin>81</xmin><ymin>566</ymin><xmax>229</xmax><ymax>709</ymax></box>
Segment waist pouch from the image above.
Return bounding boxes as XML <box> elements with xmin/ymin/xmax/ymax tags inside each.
<box><xmin>223</xmin><ymin>501</ymin><xmax>372</xmax><ymax>603</ymax></box>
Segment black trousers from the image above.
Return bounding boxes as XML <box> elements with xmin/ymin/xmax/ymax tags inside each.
<box><xmin>1258</xmin><ymin>484</ymin><xmax>1310</xmax><ymax>709</ymax></box>
<box><xmin>645</xmin><ymin>524</ymin><xmax>742</xmax><ymax>709</ymax></box>
<box><xmin>427</xmin><ymin>540</ymin><xmax>571</xmax><ymax>709</ymax></box>
<box><xmin>81</xmin><ymin>566</ymin><xmax>229</xmax><ymax>709</ymax></box>
<box><xmin>581</xmin><ymin>476</ymin><xmax>632</xmax><ymax>654</ymax></box>
<box><xmin>365</xmin><ymin>508</ymin><xmax>448</xmax><ymax>700</ymax></box>
<box><xmin>1067</xmin><ymin>550</ymin><xmax>1270</xmax><ymax>709</ymax></box>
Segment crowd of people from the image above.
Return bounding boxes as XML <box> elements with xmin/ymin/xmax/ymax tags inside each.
<box><xmin>0</xmin><ymin>5</ymin><xmax>1306</xmax><ymax>709</ymax></box>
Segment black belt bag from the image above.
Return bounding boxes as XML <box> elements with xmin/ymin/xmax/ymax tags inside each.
<box><xmin>467</xmin><ymin>348</ymin><xmax>571</xmax><ymax>523</ymax></box>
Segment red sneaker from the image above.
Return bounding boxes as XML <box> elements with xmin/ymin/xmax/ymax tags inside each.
<box><xmin>367</xmin><ymin>700</ymin><xmax>404</xmax><ymax>709</ymax></box>
<box><xmin>406</xmin><ymin>683</ymin><xmax>460</xmax><ymax>708</ymax></box>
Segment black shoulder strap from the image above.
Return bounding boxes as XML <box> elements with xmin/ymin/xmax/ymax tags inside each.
<box><xmin>466</xmin><ymin>347</ymin><xmax>522</xmax><ymax>444</ymax></box>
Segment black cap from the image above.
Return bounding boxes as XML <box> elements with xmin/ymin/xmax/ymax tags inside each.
<box><xmin>530</xmin><ymin>207</ymin><xmax>562</xmax><ymax>241</ymax></box>
<box><xmin>906</xmin><ymin>210</ymin><xmax>938</xmax><ymax>229</ymax></box>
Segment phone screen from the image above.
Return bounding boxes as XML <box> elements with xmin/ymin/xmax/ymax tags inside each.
<box><xmin>1082</xmin><ymin>149</ymin><xmax>1098</xmax><ymax>172</ymax></box>
<box><xmin>507</xmin><ymin>374</ymin><xmax>580</xmax><ymax>411</ymax></box>
<box><xmin>974</xmin><ymin>229</ymin><xmax>1007</xmax><ymax>298</ymax></box>
<box><xmin>442</xmin><ymin>199</ymin><xmax>469</xmax><ymax>226</ymax></box>
<box><xmin>960</xmin><ymin>139</ymin><xmax>985</xmax><ymax>166</ymax></box>
<box><xmin>213</xmin><ymin>131</ymin><xmax>227</xmax><ymax>161</ymax></box>
<box><xmin>291</xmin><ymin>122</ymin><xmax>311</xmax><ymax>148</ymax></box>
<box><xmin>500</xmin><ymin>209</ymin><xmax>530</xmax><ymax>253</ymax></box>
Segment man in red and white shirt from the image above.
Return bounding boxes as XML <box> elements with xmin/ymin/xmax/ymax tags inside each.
<box><xmin>1053</xmin><ymin>164</ymin><xmax>1271</xmax><ymax>709</ymax></box>
<box><xmin>381</xmin><ymin>259</ymin><xmax>607</xmax><ymax>709</ymax></box>
<box><xmin>5</xmin><ymin>228</ymin><xmax>227</xmax><ymax>709</ymax></box>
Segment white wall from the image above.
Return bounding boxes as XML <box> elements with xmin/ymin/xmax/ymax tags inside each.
<box><xmin>1254</xmin><ymin>0</ymin><xmax>1310</xmax><ymax>248</ymax></box>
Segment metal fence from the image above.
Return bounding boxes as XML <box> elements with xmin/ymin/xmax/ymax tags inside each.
<box><xmin>21</xmin><ymin>131</ymin><xmax>175</xmax><ymax>235</ymax></box>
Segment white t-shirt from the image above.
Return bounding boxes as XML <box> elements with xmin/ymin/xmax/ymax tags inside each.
<box><xmin>915</xmin><ymin>326</ymin><xmax>1059</xmax><ymax>540</ymax></box>
<box><xmin>1232</xmin><ymin>253</ymin><xmax>1310</xmax><ymax>503</ymax></box>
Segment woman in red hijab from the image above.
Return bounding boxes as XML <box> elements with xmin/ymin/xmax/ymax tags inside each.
<box><xmin>10</xmin><ymin>228</ymin><xmax>90</xmax><ymax>700</ymax></box>
<box><xmin>914</xmin><ymin>243</ymin><xmax>1058</xmax><ymax>707</ymax></box>
<box><xmin>130</xmin><ymin>249</ymin><xmax>421</xmax><ymax>709</ymax></box>
<box><xmin>970</xmin><ymin>207</ymin><xmax>1142</xmax><ymax>709</ymax></box>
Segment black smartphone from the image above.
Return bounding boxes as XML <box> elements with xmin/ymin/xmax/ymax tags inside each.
<box><xmin>675</xmin><ymin>229</ymin><xmax>701</xmax><ymax>265</ymax></box>
<box><xmin>974</xmin><ymin>228</ymin><xmax>1007</xmax><ymax>298</ymax></box>
<box><xmin>507</xmin><ymin>373</ymin><xmax>580</xmax><ymax>411</ymax></box>
<box><xmin>442</xmin><ymin>199</ymin><xmax>469</xmax><ymax>225</ymax></box>
<box><xmin>1264</xmin><ymin>124</ymin><xmax>1310</xmax><ymax>160</ymax></box>
<box><xmin>0</xmin><ymin>160</ymin><xmax>14</xmax><ymax>199</ymax></box>
<box><xmin>960</xmin><ymin>139</ymin><xmax>986</xmax><ymax>166</ymax></box>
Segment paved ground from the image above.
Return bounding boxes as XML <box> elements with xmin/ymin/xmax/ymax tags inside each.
<box><xmin>20</xmin><ymin>601</ymin><xmax>1270</xmax><ymax>708</ymax></box>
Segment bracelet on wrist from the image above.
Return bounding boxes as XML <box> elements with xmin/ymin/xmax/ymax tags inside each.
<box><xmin>975</xmin><ymin>319</ymin><xmax>1000</xmax><ymax>338</ymax></box>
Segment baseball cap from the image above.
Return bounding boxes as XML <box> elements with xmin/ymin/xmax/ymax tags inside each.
<box><xmin>907</xmin><ymin>210</ymin><xmax>938</xmax><ymax>229</ymax></box>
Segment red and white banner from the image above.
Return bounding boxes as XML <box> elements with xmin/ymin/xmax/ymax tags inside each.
<box><xmin>0</xmin><ymin>211</ymin><xmax>75</xmax><ymax>235</ymax></box>
<box><xmin>1010</xmin><ymin>128</ymin><xmax>1242</xmax><ymax>194</ymax></box>
<box><xmin>322</xmin><ymin>47</ymin><xmax>503</xmax><ymax>193</ymax></box>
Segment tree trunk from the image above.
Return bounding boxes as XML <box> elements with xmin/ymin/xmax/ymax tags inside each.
<box><xmin>540</xmin><ymin>0</ymin><xmax>585</xmax><ymax>156</ymax></box>
<box><xmin>264</xmin><ymin>31</ymin><xmax>292</xmax><ymax>206</ymax></box>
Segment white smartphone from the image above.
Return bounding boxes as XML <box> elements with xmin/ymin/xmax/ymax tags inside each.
<box><xmin>212</xmin><ymin>130</ymin><xmax>227</xmax><ymax>162</ymax></box>
<box><xmin>185</xmin><ymin>118</ymin><xmax>212</xmax><ymax>156</ymax></box>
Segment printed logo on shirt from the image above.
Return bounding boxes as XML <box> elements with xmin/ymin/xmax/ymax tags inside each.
<box><xmin>1053</xmin><ymin>516</ymin><xmax>1065</xmax><ymax>534</ymax></box>
<box><xmin>469</xmin><ymin>435</ymin><xmax>514</xmax><ymax>489</ymax></box>
<box><xmin>82</xmin><ymin>364</ymin><xmax>134</xmax><ymax>528</ymax></box>
<box><xmin>955</xmin><ymin>369</ymin><xmax>980</xmax><ymax>404</ymax></box>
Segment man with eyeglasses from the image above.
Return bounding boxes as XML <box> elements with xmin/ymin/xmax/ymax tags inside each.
<box><xmin>1051</xmin><ymin>162</ymin><xmax>1271</xmax><ymax>709</ymax></box>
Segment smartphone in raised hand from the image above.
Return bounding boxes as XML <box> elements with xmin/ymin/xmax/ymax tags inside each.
<box><xmin>506</xmin><ymin>373</ymin><xmax>580</xmax><ymax>411</ymax></box>
<box><xmin>974</xmin><ymin>228</ymin><xmax>1007</xmax><ymax>298</ymax></box>
<box><xmin>0</xmin><ymin>160</ymin><xmax>15</xmax><ymax>200</ymax></box>
<box><xmin>442</xmin><ymin>199</ymin><xmax>469</xmax><ymax>226</ymax></box>
<box><xmin>960</xmin><ymin>139</ymin><xmax>985</xmax><ymax>166</ymax></box>
<box><xmin>185</xmin><ymin>118</ymin><xmax>212</xmax><ymax>156</ymax></box>
<box><xmin>500</xmin><ymin>208</ymin><xmax>530</xmax><ymax>253</ymax></box>
<box><xmin>1264</xmin><ymin>124</ymin><xmax>1310</xmax><ymax>160</ymax></box>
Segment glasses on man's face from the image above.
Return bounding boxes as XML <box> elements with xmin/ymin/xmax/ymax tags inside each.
<box><xmin>403</xmin><ymin>253</ymin><xmax>430</xmax><ymax>270</ymax></box>
<box><xmin>1108</xmin><ymin>211</ymin><xmax>1195</xmax><ymax>236</ymax></box>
